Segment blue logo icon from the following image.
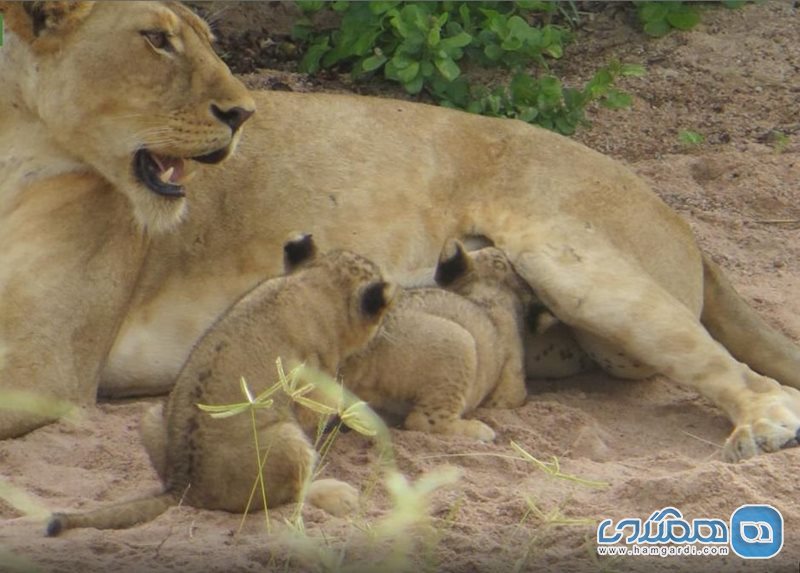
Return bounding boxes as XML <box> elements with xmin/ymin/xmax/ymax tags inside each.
<box><xmin>730</xmin><ymin>505</ymin><xmax>783</xmax><ymax>559</ymax></box>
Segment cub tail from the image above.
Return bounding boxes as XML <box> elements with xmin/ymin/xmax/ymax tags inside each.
<box><xmin>46</xmin><ymin>492</ymin><xmax>175</xmax><ymax>536</ymax></box>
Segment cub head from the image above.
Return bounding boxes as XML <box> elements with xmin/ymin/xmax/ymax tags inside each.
<box><xmin>3</xmin><ymin>1</ymin><xmax>255</xmax><ymax>232</ymax></box>
<box><xmin>282</xmin><ymin>235</ymin><xmax>396</xmax><ymax>351</ymax></box>
<box><xmin>436</xmin><ymin>238</ymin><xmax>558</xmax><ymax>333</ymax></box>
<box><xmin>434</xmin><ymin>239</ymin><xmax>526</xmax><ymax>293</ymax></box>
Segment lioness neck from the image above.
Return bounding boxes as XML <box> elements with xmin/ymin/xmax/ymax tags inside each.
<box><xmin>0</xmin><ymin>31</ymin><xmax>87</xmax><ymax>198</ymax></box>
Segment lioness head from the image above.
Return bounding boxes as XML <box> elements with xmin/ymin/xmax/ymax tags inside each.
<box><xmin>3</xmin><ymin>1</ymin><xmax>255</xmax><ymax>232</ymax></box>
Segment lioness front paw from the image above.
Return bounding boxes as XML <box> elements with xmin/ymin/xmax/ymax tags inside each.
<box><xmin>723</xmin><ymin>387</ymin><xmax>800</xmax><ymax>462</ymax></box>
<box><xmin>305</xmin><ymin>478</ymin><xmax>359</xmax><ymax>517</ymax></box>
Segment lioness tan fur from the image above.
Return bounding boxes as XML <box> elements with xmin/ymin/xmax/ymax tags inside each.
<box><xmin>2</xmin><ymin>2</ymin><xmax>800</xmax><ymax>465</ymax></box>
<box><xmin>46</xmin><ymin>234</ymin><xmax>395</xmax><ymax>534</ymax></box>
<box><xmin>340</xmin><ymin>239</ymin><xmax>543</xmax><ymax>442</ymax></box>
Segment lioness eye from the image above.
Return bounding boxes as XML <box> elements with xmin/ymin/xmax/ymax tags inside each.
<box><xmin>141</xmin><ymin>30</ymin><xmax>173</xmax><ymax>53</ymax></box>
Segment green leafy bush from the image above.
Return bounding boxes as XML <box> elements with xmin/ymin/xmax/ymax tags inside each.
<box><xmin>291</xmin><ymin>1</ymin><xmax>643</xmax><ymax>135</ymax></box>
<box><xmin>634</xmin><ymin>1</ymin><xmax>746</xmax><ymax>38</ymax></box>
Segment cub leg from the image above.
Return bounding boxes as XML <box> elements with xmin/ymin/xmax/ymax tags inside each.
<box><xmin>140</xmin><ymin>402</ymin><xmax>167</xmax><ymax>482</ymax></box>
<box><xmin>484</xmin><ymin>344</ymin><xmax>527</xmax><ymax>409</ymax></box>
<box><xmin>498</xmin><ymin>223</ymin><xmax>800</xmax><ymax>462</ymax></box>
<box><xmin>405</xmin><ymin>379</ymin><xmax>496</xmax><ymax>442</ymax></box>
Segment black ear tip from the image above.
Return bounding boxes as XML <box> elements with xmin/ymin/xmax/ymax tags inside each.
<box><xmin>361</xmin><ymin>281</ymin><xmax>393</xmax><ymax>318</ymax></box>
<box><xmin>283</xmin><ymin>233</ymin><xmax>316</xmax><ymax>269</ymax></box>
<box><xmin>45</xmin><ymin>514</ymin><xmax>66</xmax><ymax>537</ymax></box>
<box><xmin>434</xmin><ymin>240</ymin><xmax>468</xmax><ymax>287</ymax></box>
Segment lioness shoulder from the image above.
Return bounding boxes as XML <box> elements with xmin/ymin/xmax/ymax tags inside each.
<box><xmin>339</xmin><ymin>239</ymin><xmax>542</xmax><ymax>442</ymax></box>
<box><xmin>47</xmin><ymin>234</ymin><xmax>394</xmax><ymax>534</ymax></box>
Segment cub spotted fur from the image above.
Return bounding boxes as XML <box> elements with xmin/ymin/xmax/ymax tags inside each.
<box><xmin>340</xmin><ymin>239</ymin><xmax>545</xmax><ymax>442</ymax></box>
<box><xmin>46</xmin><ymin>235</ymin><xmax>394</xmax><ymax>535</ymax></box>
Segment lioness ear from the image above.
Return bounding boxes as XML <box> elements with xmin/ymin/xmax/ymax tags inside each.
<box><xmin>2</xmin><ymin>1</ymin><xmax>94</xmax><ymax>46</ymax></box>
<box><xmin>434</xmin><ymin>238</ymin><xmax>471</xmax><ymax>287</ymax></box>
<box><xmin>360</xmin><ymin>281</ymin><xmax>396</xmax><ymax>319</ymax></box>
<box><xmin>283</xmin><ymin>232</ymin><xmax>317</xmax><ymax>273</ymax></box>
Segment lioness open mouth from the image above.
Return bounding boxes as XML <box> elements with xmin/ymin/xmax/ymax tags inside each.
<box><xmin>134</xmin><ymin>146</ymin><xmax>232</xmax><ymax>199</ymax></box>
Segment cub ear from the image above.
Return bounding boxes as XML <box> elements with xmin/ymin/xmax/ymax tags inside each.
<box><xmin>2</xmin><ymin>2</ymin><xmax>94</xmax><ymax>45</ymax></box>
<box><xmin>434</xmin><ymin>238</ymin><xmax>471</xmax><ymax>287</ymax></box>
<box><xmin>360</xmin><ymin>281</ymin><xmax>396</xmax><ymax>319</ymax></box>
<box><xmin>283</xmin><ymin>232</ymin><xmax>317</xmax><ymax>273</ymax></box>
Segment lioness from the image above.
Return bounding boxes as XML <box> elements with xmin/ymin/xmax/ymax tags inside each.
<box><xmin>340</xmin><ymin>239</ymin><xmax>542</xmax><ymax>442</ymax></box>
<box><xmin>1</xmin><ymin>2</ymin><xmax>799</xmax><ymax>463</ymax></box>
<box><xmin>46</xmin><ymin>234</ymin><xmax>395</xmax><ymax>534</ymax></box>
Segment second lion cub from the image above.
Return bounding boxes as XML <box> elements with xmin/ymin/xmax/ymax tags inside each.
<box><xmin>339</xmin><ymin>239</ymin><xmax>540</xmax><ymax>442</ymax></box>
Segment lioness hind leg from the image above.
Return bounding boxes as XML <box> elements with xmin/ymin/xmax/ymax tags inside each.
<box><xmin>499</xmin><ymin>225</ymin><xmax>800</xmax><ymax>462</ymax></box>
<box><xmin>572</xmin><ymin>331</ymin><xmax>656</xmax><ymax>380</ymax></box>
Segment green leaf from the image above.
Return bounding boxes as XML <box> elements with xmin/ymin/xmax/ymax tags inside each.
<box><xmin>620</xmin><ymin>63</ymin><xmax>647</xmax><ymax>77</ymax></box>
<box><xmin>428</xmin><ymin>22</ymin><xmax>442</xmax><ymax>47</ymax></box>
<box><xmin>362</xmin><ymin>53</ymin><xmax>388</xmax><ymax>72</ymax></box>
<box><xmin>483</xmin><ymin>43</ymin><xmax>504</xmax><ymax>61</ymax></box>
<box><xmin>390</xmin><ymin>52</ymin><xmax>417</xmax><ymax>70</ymax></box>
<box><xmin>296</xmin><ymin>0</ymin><xmax>325</xmax><ymax>13</ymax></box>
<box><xmin>638</xmin><ymin>2</ymin><xmax>669</xmax><ymax>23</ymax></box>
<box><xmin>440</xmin><ymin>31</ymin><xmax>473</xmax><ymax>51</ymax></box>
<box><xmin>299</xmin><ymin>36</ymin><xmax>330</xmax><ymax>74</ymax></box>
<box><xmin>369</xmin><ymin>1</ymin><xmax>401</xmax><ymax>15</ymax></box>
<box><xmin>601</xmin><ymin>89</ymin><xmax>632</xmax><ymax>109</ymax></box>
<box><xmin>666</xmin><ymin>8</ymin><xmax>701</xmax><ymax>31</ymax></box>
<box><xmin>434</xmin><ymin>55</ymin><xmax>461</xmax><ymax>82</ymax></box>
<box><xmin>643</xmin><ymin>19</ymin><xmax>671</xmax><ymax>38</ymax></box>
<box><xmin>396</xmin><ymin>60</ymin><xmax>420</xmax><ymax>83</ymax></box>
<box><xmin>678</xmin><ymin>130</ymin><xmax>704</xmax><ymax>145</ymax></box>
<box><xmin>403</xmin><ymin>73</ymin><xmax>424</xmax><ymax>95</ymax></box>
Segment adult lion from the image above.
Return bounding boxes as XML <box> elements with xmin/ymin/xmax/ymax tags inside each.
<box><xmin>1</xmin><ymin>1</ymin><xmax>799</xmax><ymax>463</ymax></box>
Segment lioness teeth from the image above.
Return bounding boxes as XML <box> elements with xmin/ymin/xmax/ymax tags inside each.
<box><xmin>160</xmin><ymin>167</ymin><xmax>175</xmax><ymax>184</ymax></box>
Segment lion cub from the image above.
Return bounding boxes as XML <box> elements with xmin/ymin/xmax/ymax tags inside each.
<box><xmin>339</xmin><ymin>239</ymin><xmax>539</xmax><ymax>442</ymax></box>
<box><xmin>47</xmin><ymin>234</ymin><xmax>394</xmax><ymax>535</ymax></box>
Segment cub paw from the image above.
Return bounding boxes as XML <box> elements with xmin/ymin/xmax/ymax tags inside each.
<box><xmin>722</xmin><ymin>387</ymin><xmax>800</xmax><ymax>462</ymax></box>
<box><xmin>452</xmin><ymin>419</ymin><xmax>496</xmax><ymax>442</ymax></box>
<box><xmin>305</xmin><ymin>478</ymin><xmax>359</xmax><ymax>517</ymax></box>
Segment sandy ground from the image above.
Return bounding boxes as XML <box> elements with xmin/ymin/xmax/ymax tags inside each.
<box><xmin>1</xmin><ymin>2</ymin><xmax>799</xmax><ymax>572</ymax></box>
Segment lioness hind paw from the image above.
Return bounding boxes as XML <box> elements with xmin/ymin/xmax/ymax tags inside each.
<box><xmin>723</xmin><ymin>387</ymin><xmax>800</xmax><ymax>462</ymax></box>
<box><xmin>305</xmin><ymin>478</ymin><xmax>359</xmax><ymax>517</ymax></box>
<box><xmin>723</xmin><ymin>422</ymin><xmax>800</xmax><ymax>463</ymax></box>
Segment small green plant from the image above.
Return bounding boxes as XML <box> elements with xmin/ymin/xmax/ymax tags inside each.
<box><xmin>634</xmin><ymin>1</ymin><xmax>747</xmax><ymax>38</ymax></box>
<box><xmin>292</xmin><ymin>1</ymin><xmax>642</xmax><ymax>135</ymax></box>
<box><xmin>678</xmin><ymin>129</ymin><xmax>704</xmax><ymax>145</ymax></box>
<box><xmin>634</xmin><ymin>2</ymin><xmax>702</xmax><ymax>38</ymax></box>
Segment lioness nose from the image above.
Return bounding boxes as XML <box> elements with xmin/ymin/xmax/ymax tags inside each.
<box><xmin>211</xmin><ymin>104</ymin><xmax>254</xmax><ymax>132</ymax></box>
